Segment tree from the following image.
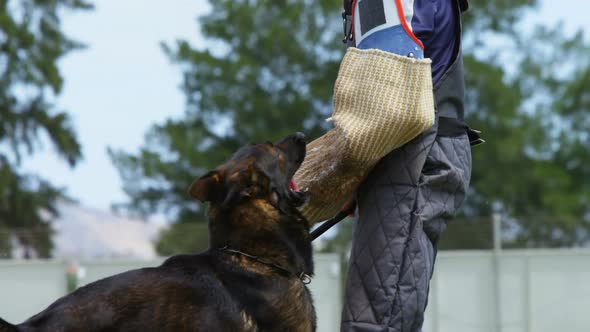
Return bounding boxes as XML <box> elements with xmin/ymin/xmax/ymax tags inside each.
<box><xmin>112</xmin><ymin>0</ymin><xmax>590</xmax><ymax>253</ymax></box>
<box><xmin>0</xmin><ymin>0</ymin><xmax>91</xmax><ymax>258</ymax></box>
<box><xmin>447</xmin><ymin>0</ymin><xmax>590</xmax><ymax>248</ymax></box>
<box><xmin>109</xmin><ymin>0</ymin><xmax>343</xmax><ymax>253</ymax></box>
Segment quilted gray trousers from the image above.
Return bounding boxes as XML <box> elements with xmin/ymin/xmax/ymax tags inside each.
<box><xmin>341</xmin><ymin>120</ymin><xmax>472</xmax><ymax>332</ymax></box>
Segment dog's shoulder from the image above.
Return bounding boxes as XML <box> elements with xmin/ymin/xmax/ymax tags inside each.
<box><xmin>156</xmin><ymin>252</ymin><xmax>230</xmax><ymax>294</ymax></box>
<box><xmin>160</xmin><ymin>252</ymin><xmax>214</xmax><ymax>271</ymax></box>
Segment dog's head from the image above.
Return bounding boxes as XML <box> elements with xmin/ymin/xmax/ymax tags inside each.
<box><xmin>189</xmin><ymin>132</ymin><xmax>308</xmax><ymax>216</ymax></box>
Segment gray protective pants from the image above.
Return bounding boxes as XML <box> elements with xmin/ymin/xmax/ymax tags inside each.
<box><xmin>341</xmin><ymin>119</ymin><xmax>472</xmax><ymax>331</ymax></box>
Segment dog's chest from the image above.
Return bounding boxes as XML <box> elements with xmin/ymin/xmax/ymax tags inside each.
<box><xmin>261</xmin><ymin>281</ymin><xmax>315</xmax><ymax>332</ymax></box>
<box><xmin>235</xmin><ymin>278</ymin><xmax>315</xmax><ymax>332</ymax></box>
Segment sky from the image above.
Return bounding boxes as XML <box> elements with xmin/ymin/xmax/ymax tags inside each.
<box><xmin>21</xmin><ymin>0</ymin><xmax>590</xmax><ymax>215</ymax></box>
<box><xmin>23</xmin><ymin>0</ymin><xmax>207</xmax><ymax>214</ymax></box>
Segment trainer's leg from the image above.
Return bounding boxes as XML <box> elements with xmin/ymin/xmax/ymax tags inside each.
<box><xmin>414</xmin><ymin>132</ymin><xmax>472</xmax><ymax>331</ymax></box>
<box><xmin>341</xmin><ymin>125</ymin><xmax>472</xmax><ymax>332</ymax></box>
<box><xmin>341</xmin><ymin>125</ymin><xmax>436</xmax><ymax>332</ymax></box>
<box><xmin>341</xmin><ymin>0</ymin><xmax>467</xmax><ymax>330</ymax></box>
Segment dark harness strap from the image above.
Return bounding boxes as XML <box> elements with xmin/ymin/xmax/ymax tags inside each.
<box><xmin>342</xmin><ymin>0</ymin><xmax>353</xmax><ymax>43</ymax></box>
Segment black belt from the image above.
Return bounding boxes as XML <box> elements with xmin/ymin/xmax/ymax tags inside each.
<box><xmin>437</xmin><ymin>116</ymin><xmax>484</xmax><ymax>146</ymax></box>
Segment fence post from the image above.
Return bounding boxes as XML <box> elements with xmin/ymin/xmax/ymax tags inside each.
<box><xmin>492</xmin><ymin>213</ymin><xmax>503</xmax><ymax>332</ymax></box>
<box><xmin>493</xmin><ymin>213</ymin><xmax>502</xmax><ymax>252</ymax></box>
<box><xmin>524</xmin><ymin>254</ymin><xmax>532</xmax><ymax>332</ymax></box>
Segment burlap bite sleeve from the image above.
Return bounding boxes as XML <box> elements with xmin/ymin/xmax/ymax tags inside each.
<box><xmin>294</xmin><ymin>48</ymin><xmax>435</xmax><ymax>224</ymax></box>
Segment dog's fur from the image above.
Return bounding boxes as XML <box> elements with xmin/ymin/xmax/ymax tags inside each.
<box><xmin>0</xmin><ymin>133</ymin><xmax>316</xmax><ymax>332</ymax></box>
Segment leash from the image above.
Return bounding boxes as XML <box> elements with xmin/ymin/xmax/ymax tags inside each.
<box><xmin>218</xmin><ymin>246</ymin><xmax>312</xmax><ymax>284</ymax></box>
<box><xmin>310</xmin><ymin>205</ymin><xmax>355</xmax><ymax>241</ymax></box>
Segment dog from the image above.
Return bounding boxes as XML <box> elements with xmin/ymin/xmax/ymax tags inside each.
<box><xmin>0</xmin><ymin>132</ymin><xmax>316</xmax><ymax>332</ymax></box>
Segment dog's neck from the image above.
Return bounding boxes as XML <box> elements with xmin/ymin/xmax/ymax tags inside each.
<box><xmin>207</xmin><ymin>199</ymin><xmax>313</xmax><ymax>277</ymax></box>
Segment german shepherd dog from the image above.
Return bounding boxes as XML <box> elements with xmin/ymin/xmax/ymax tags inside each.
<box><xmin>0</xmin><ymin>133</ymin><xmax>315</xmax><ymax>332</ymax></box>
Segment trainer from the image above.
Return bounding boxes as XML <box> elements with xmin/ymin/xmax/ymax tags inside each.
<box><xmin>340</xmin><ymin>0</ymin><xmax>480</xmax><ymax>331</ymax></box>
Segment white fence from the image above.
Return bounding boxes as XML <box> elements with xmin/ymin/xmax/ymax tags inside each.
<box><xmin>1</xmin><ymin>250</ymin><xmax>590</xmax><ymax>331</ymax></box>
<box><xmin>423</xmin><ymin>249</ymin><xmax>590</xmax><ymax>332</ymax></box>
<box><xmin>0</xmin><ymin>254</ymin><xmax>341</xmax><ymax>332</ymax></box>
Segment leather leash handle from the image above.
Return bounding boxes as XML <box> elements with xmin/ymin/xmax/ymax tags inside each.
<box><xmin>310</xmin><ymin>206</ymin><xmax>355</xmax><ymax>241</ymax></box>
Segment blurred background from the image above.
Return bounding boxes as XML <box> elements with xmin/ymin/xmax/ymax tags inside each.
<box><xmin>0</xmin><ymin>0</ymin><xmax>589</xmax><ymax>331</ymax></box>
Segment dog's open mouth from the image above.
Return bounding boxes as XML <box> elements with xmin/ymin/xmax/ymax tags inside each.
<box><xmin>287</xmin><ymin>176</ymin><xmax>309</xmax><ymax>208</ymax></box>
<box><xmin>274</xmin><ymin>132</ymin><xmax>308</xmax><ymax>208</ymax></box>
<box><xmin>289</xmin><ymin>179</ymin><xmax>298</xmax><ymax>192</ymax></box>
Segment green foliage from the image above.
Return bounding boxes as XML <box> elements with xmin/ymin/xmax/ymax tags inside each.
<box><xmin>113</xmin><ymin>0</ymin><xmax>590</xmax><ymax>253</ymax></box>
<box><xmin>459</xmin><ymin>0</ymin><xmax>590</xmax><ymax>248</ymax></box>
<box><xmin>0</xmin><ymin>0</ymin><xmax>90</xmax><ymax>258</ymax></box>
<box><xmin>156</xmin><ymin>222</ymin><xmax>209</xmax><ymax>256</ymax></box>
<box><xmin>110</xmin><ymin>0</ymin><xmax>343</xmax><ymax>254</ymax></box>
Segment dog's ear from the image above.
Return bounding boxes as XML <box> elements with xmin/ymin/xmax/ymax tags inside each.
<box><xmin>189</xmin><ymin>171</ymin><xmax>223</xmax><ymax>202</ymax></box>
